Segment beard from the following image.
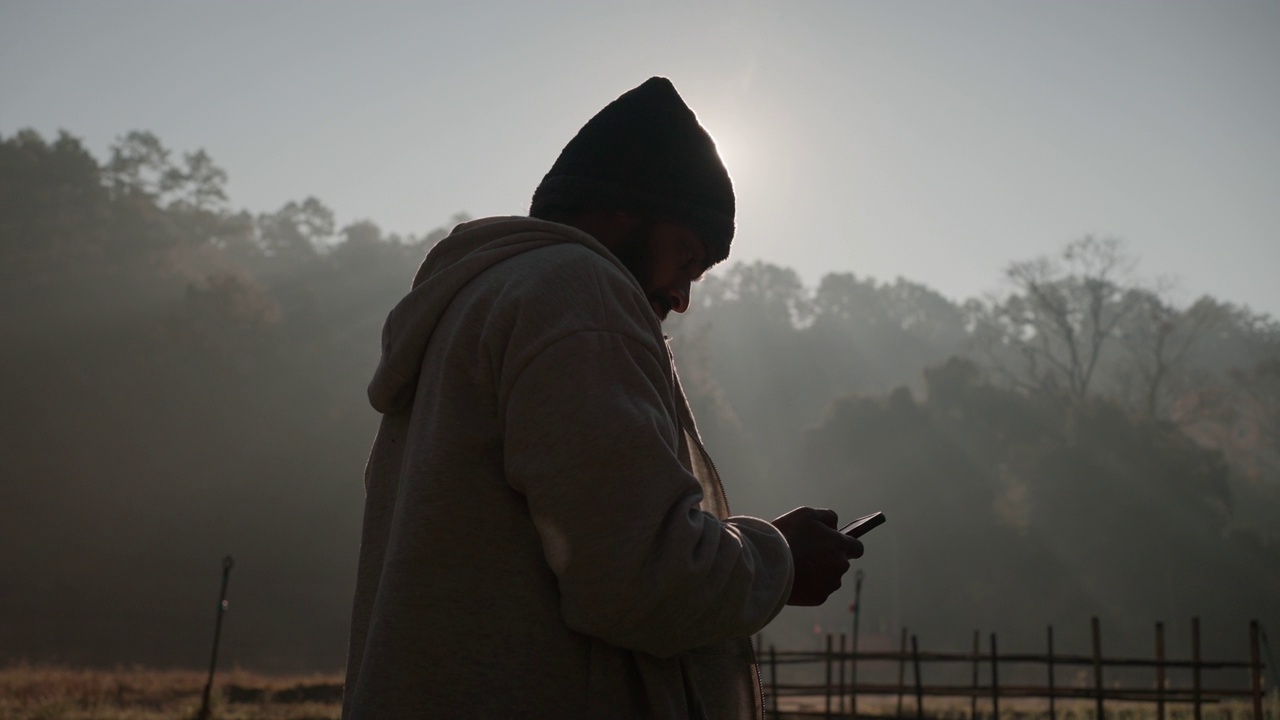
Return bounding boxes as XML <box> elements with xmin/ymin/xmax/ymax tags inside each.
<box><xmin>611</xmin><ymin>220</ymin><xmax>672</xmax><ymax>320</ymax></box>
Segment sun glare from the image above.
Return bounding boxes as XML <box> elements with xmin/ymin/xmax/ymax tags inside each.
<box><xmin>710</xmin><ymin>127</ymin><xmax>753</xmax><ymax>187</ymax></box>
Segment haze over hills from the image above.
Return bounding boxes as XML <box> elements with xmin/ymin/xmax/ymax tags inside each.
<box><xmin>1</xmin><ymin>130</ymin><xmax>1276</xmax><ymax>671</ymax></box>
<box><xmin>5</xmin><ymin>2</ymin><xmax>1278</xmax><ymax>320</ymax></box>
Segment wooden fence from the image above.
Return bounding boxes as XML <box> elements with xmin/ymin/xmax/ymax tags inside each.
<box><xmin>761</xmin><ymin>618</ymin><xmax>1273</xmax><ymax>720</ymax></box>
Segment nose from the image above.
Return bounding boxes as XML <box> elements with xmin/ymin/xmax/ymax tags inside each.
<box><xmin>667</xmin><ymin>282</ymin><xmax>691</xmax><ymax>314</ymax></box>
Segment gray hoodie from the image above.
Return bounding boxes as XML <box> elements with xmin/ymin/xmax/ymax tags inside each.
<box><xmin>342</xmin><ymin>217</ymin><xmax>794</xmax><ymax>719</ymax></box>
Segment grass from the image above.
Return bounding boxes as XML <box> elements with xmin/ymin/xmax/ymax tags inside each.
<box><xmin>772</xmin><ymin>695</ymin><xmax>1277</xmax><ymax>720</ymax></box>
<box><xmin>0</xmin><ymin>664</ymin><xmax>343</xmax><ymax>720</ymax></box>
<box><xmin>3</xmin><ymin>664</ymin><xmax>1273</xmax><ymax>720</ymax></box>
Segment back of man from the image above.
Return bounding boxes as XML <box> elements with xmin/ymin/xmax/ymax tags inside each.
<box><xmin>342</xmin><ymin>78</ymin><xmax>861</xmax><ymax>719</ymax></box>
<box><xmin>343</xmin><ymin>217</ymin><xmax>793</xmax><ymax>718</ymax></box>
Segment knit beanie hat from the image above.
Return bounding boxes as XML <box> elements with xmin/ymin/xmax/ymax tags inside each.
<box><xmin>529</xmin><ymin>77</ymin><xmax>736</xmax><ymax>265</ymax></box>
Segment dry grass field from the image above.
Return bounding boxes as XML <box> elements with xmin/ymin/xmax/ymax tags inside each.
<box><xmin>3</xmin><ymin>664</ymin><xmax>1273</xmax><ymax>720</ymax></box>
<box><xmin>0</xmin><ymin>664</ymin><xmax>344</xmax><ymax>720</ymax></box>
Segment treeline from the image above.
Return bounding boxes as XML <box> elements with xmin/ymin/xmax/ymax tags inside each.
<box><xmin>1</xmin><ymin>129</ymin><xmax>1276</xmax><ymax>670</ymax></box>
<box><xmin>669</xmin><ymin>242</ymin><xmax>1279</xmax><ymax>658</ymax></box>
<box><xmin>1</xmin><ymin>130</ymin><xmax>453</xmax><ymax>670</ymax></box>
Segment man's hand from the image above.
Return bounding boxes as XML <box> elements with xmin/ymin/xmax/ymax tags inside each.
<box><xmin>772</xmin><ymin>507</ymin><xmax>864</xmax><ymax>607</ymax></box>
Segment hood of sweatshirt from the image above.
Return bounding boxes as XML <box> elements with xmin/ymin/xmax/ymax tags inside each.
<box><xmin>367</xmin><ymin>216</ymin><xmax>643</xmax><ymax>414</ymax></box>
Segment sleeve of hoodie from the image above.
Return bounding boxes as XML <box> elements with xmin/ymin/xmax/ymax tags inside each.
<box><xmin>500</xmin><ymin>309</ymin><xmax>794</xmax><ymax>658</ymax></box>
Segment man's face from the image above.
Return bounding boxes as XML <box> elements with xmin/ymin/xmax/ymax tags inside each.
<box><xmin>622</xmin><ymin>221</ymin><xmax>711</xmax><ymax>322</ymax></box>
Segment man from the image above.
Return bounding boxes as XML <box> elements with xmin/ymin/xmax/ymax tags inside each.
<box><xmin>342</xmin><ymin>77</ymin><xmax>862</xmax><ymax>719</ymax></box>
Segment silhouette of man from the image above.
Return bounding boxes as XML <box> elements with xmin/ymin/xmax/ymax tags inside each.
<box><xmin>342</xmin><ymin>77</ymin><xmax>862</xmax><ymax>720</ymax></box>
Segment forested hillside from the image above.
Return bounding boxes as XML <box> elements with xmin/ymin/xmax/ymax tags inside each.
<box><xmin>2</xmin><ymin>129</ymin><xmax>1276</xmax><ymax>670</ymax></box>
<box><xmin>668</xmin><ymin>249</ymin><xmax>1279</xmax><ymax>659</ymax></box>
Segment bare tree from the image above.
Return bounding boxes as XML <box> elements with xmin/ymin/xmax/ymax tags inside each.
<box><xmin>975</xmin><ymin>236</ymin><xmax>1141</xmax><ymax>400</ymax></box>
<box><xmin>1118</xmin><ymin>292</ymin><xmax>1220</xmax><ymax>417</ymax></box>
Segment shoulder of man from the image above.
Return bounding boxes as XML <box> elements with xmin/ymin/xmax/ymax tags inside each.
<box><xmin>475</xmin><ymin>236</ymin><xmax>663</xmax><ymax>351</ymax></box>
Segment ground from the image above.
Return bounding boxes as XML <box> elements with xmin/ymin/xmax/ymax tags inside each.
<box><xmin>0</xmin><ymin>664</ymin><xmax>343</xmax><ymax>720</ymax></box>
<box><xmin>2</xmin><ymin>665</ymin><xmax>1272</xmax><ymax>720</ymax></box>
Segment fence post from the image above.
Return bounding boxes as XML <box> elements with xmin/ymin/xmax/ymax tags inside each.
<box><xmin>913</xmin><ymin>634</ymin><xmax>925</xmax><ymax>720</ymax></box>
<box><xmin>1260</xmin><ymin>622</ymin><xmax>1279</xmax><ymax>706</ymax></box>
<box><xmin>1048</xmin><ymin>625</ymin><xmax>1057</xmax><ymax>720</ymax></box>
<box><xmin>770</xmin><ymin>645</ymin><xmax>778</xmax><ymax>717</ymax></box>
<box><xmin>826</xmin><ymin>633</ymin><xmax>834</xmax><ymax>720</ymax></box>
<box><xmin>1092</xmin><ymin>617</ymin><xmax>1105</xmax><ymax>720</ymax></box>
<box><xmin>991</xmin><ymin>633</ymin><xmax>1001</xmax><ymax>720</ymax></box>
<box><xmin>972</xmin><ymin>630</ymin><xmax>981</xmax><ymax>720</ymax></box>
<box><xmin>1156</xmin><ymin>622</ymin><xmax>1166</xmax><ymax>720</ymax></box>
<box><xmin>851</xmin><ymin>569</ymin><xmax>864</xmax><ymax>720</ymax></box>
<box><xmin>897</xmin><ymin>627</ymin><xmax>909</xmax><ymax>718</ymax></box>
<box><xmin>1193</xmin><ymin>617</ymin><xmax>1202</xmax><ymax>720</ymax></box>
<box><xmin>1252</xmin><ymin>620</ymin><xmax>1264</xmax><ymax>720</ymax></box>
<box><xmin>839</xmin><ymin>633</ymin><xmax>848</xmax><ymax>719</ymax></box>
<box><xmin>757</xmin><ymin>618</ymin><xmax>1267</xmax><ymax>720</ymax></box>
<box><xmin>198</xmin><ymin>555</ymin><xmax>234</xmax><ymax>720</ymax></box>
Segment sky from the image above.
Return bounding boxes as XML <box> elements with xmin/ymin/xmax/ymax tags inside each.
<box><xmin>3</xmin><ymin>1</ymin><xmax>1278</xmax><ymax>315</ymax></box>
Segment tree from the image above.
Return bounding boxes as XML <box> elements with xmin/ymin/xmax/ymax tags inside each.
<box><xmin>1117</xmin><ymin>291</ymin><xmax>1219</xmax><ymax>417</ymax></box>
<box><xmin>167</xmin><ymin>149</ymin><xmax>229</xmax><ymax>212</ymax></box>
<box><xmin>103</xmin><ymin>130</ymin><xmax>178</xmax><ymax>200</ymax></box>
<box><xmin>256</xmin><ymin>197</ymin><xmax>334</xmax><ymax>261</ymax></box>
<box><xmin>0</xmin><ymin>129</ymin><xmax>109</xmax><ymax>274</ymax></box>
<box><xmin>976</xmin><ymin>236</ymin><xmax>1141</xmax><ymax>400</ymax></box>
<box><xmin>102</xmin><ymin>130</ymin><xmax>228</xmax><ymax>209</ymax></box>
<box><xmin>793</xmin><ymin>356</ymin><xmax>1274</xmax><ymax>655</ymax></box>
<box><xmin>697</xmin><ymin>260</ymin><xmax>810</xmax><ymax>326</ymax></box>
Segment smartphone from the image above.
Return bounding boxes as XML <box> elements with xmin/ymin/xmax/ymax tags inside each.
<box><xmin>840</xmin><ymin>511</ymin><xmax>885</xmax><ymax>538</ymax></box>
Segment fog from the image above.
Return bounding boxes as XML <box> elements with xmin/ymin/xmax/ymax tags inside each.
<box><xmin>3</xmin><ymin>2</ymin><xmax>1278</xmax><ymax>315</ymax></box>
<box><xmin>1</xmin><ymin>2</ymin><xmax>1278</xmax><ymax>674</ymax></box>
<box><xmin>1</xmin><ymin>129</ymin><xmax>1276</xmax><ymax>671</ymax></box>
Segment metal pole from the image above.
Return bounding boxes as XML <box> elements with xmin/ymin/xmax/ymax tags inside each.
<box><xmin>850</xmin><ymin>569</ymin><xmax>864</xmax><ymax>720</ymax></box>
<box><xmin>198</xmin><ymin>555</ymin><xmax>234</xmax><ymax>720</ymax></box>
